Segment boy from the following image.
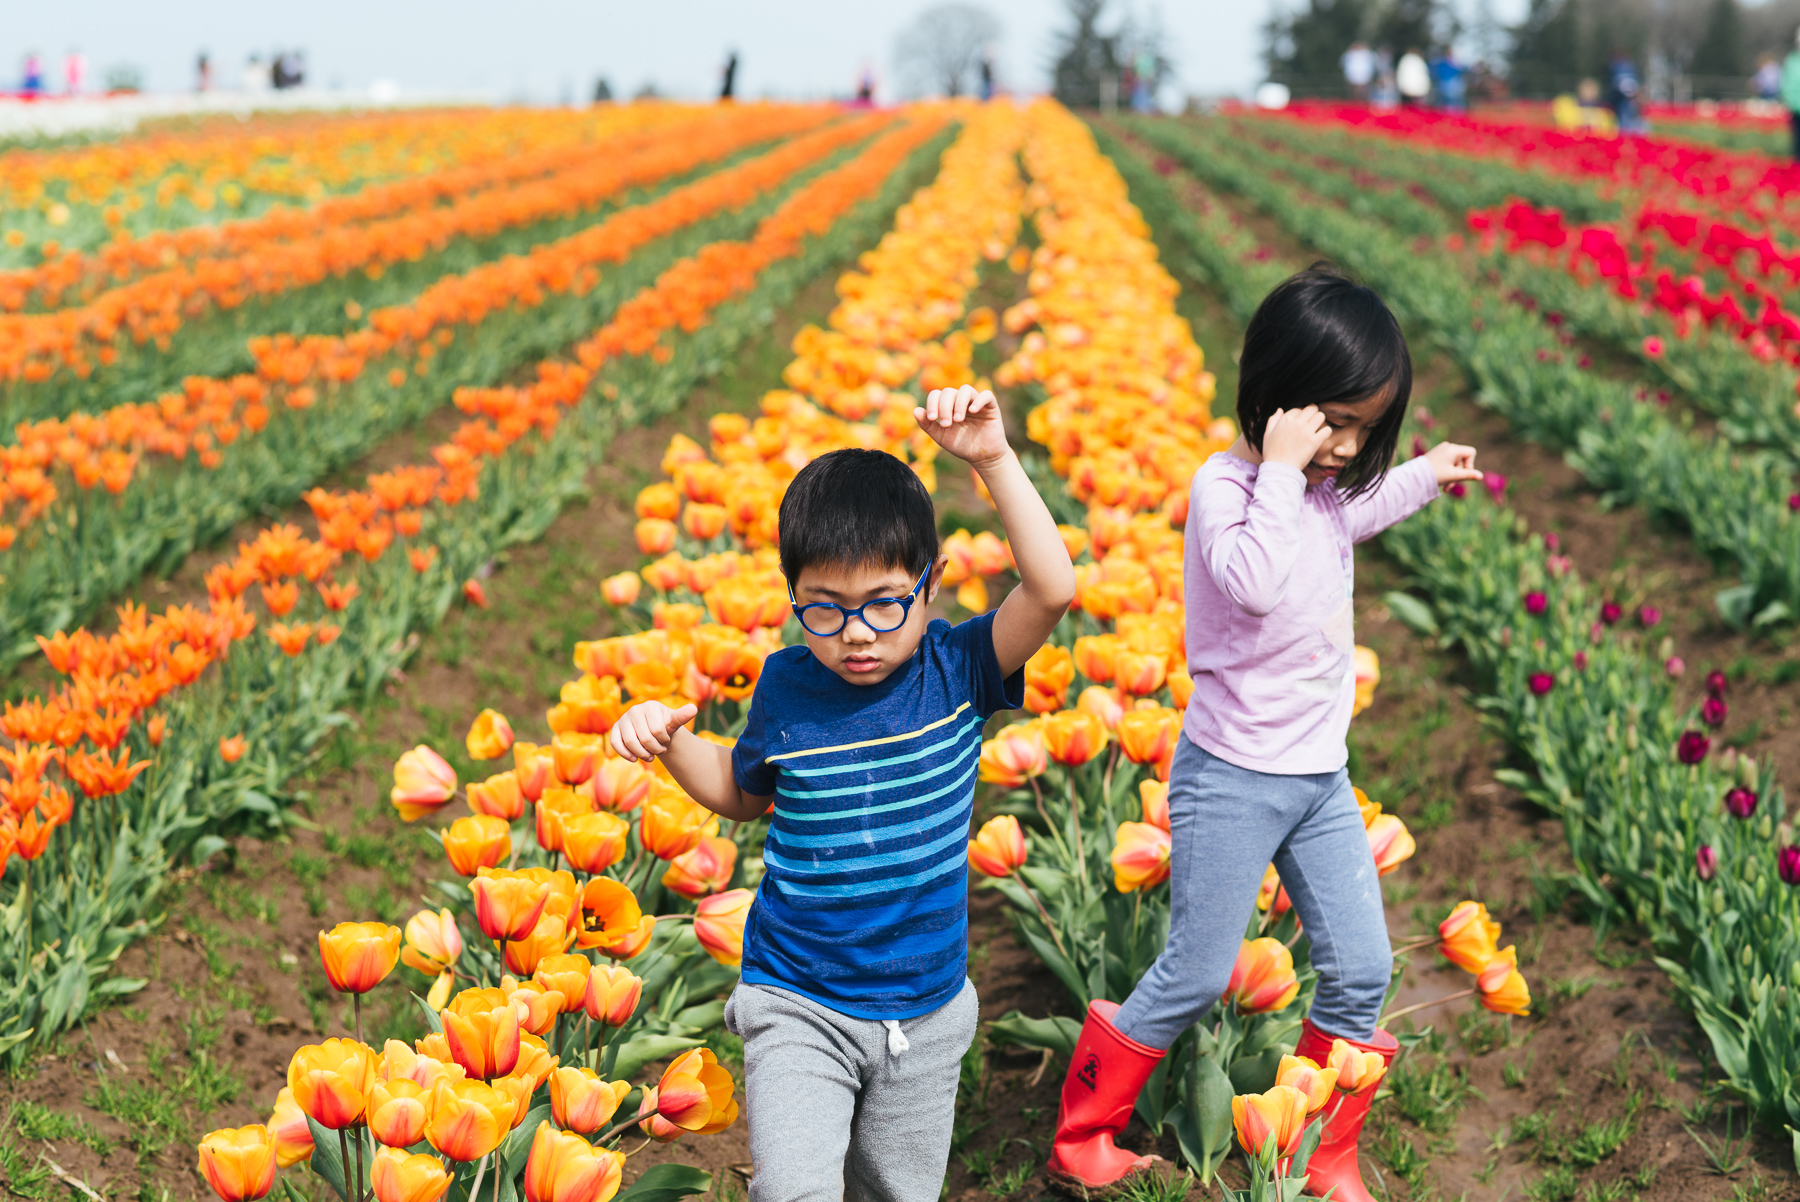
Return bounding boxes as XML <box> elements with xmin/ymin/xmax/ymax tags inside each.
<box><xmin>610</xmin><ymin>384</ymin><xmax>1075</xmax><ymax>1201</ymax></box>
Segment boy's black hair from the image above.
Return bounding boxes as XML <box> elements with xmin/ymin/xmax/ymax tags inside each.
<box><xmin>1236</xmin><ymin>263</ymin><xmax>1411</xmax><ymax>500</ymax></box>
<box><xmin>778</xmin><ymin>448</ymin><xmax>939</xmax><ymax>587</ymax></box>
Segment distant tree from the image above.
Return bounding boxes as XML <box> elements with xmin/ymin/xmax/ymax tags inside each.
<box><xmin>1049</xmin><ymin>0</ymin><xmax>1122</xmax><ymax>106</ymax></box>
<box><xmin>1689</xmin><ymin>0</ymin><xmax>1745</xmax><ymax>85</ymax></box>
<box><xmin>1375</xmin><ymin>0</ymin><xmax>1437</xmax><ymax>54</ymax></box>
<box><xmin>1507</xmin><ymin>0</ymin><xmax>1587</xmax><ymax>95</ymax></box>
<box><xmin>895</xmin><ymin>4</ymin><xmax>1002</xmax><ymax>97</ymax></box>
<box><xmin>1264</xmin><ymin>0</ymin><xmax>1374</xmax><ymax>89</ymax></box>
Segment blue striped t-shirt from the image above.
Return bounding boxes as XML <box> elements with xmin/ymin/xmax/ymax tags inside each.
<box><xmin>731</xmin><ymin>611</ymin><xmax>1023</xmax><ymax>1019</ymax></box>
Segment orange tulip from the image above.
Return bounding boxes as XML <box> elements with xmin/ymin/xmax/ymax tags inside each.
<box><xmin>583</xmin><ymin>964</ymin><xmax>643</xmax><ymax>1027</ymax></box>
<box><xmin>1072</xmin><ymin>634</ymin><xmax>1122</xmax><ymax>684</ymax></box>
<box><xmin>968</xmin><ymin>815</ymin><xmax>1027</xmax><ymax>878</ymax></box>
<box><xmin>595</xmin><ymin>914</ymin><xmax>656</xmax><ymax>960</ymax></box>
<box><xmin>367</xmin><ymin>1078</ymin><xmax>430</xmax><ymax>1148</ymax></box>
<box><xmin>1354</xmin><ymin>786</ymin><xmax>1381</xmax><ymax>827</ymax></box>
<box><xmin>1117</xmin><ymin>707</ymin><xmax>1178</xmax><ymax>765</ymax></box>
<box><xmin>588</xmin><ymin>757</ymin><xmax>654</xmax><ymax>813</ymax></box>
<box><xmin>549</xmin><ymin>1068</ymin><xmax>633</xmax><ymax>1135</ymax></box>
<box><xmin>467</xmin><ymin>770</ymin><xmax>527</xmax><ymax>821</ymax></box>
<box><xmin>505</xmin><ymin>911</ymin><xmax>577</xmax><ymax>978</ymax></box>
<box><xmin>638</xmin><ymin>1048</ymin><xmax>739</xmax><ymax>1140</ymax></box>
<box><xmin>471</xmin><ymin>868</ymin><xmax>551</xmax><ymax>941</ymax></box>
<box><xmin>444</xmin><ymin>814</ymin><xmax>512</xmax><ymax>876</ymax></box>
<box><xmin>1366</xmin><ymin>813</ymin><xmax>1416</xmax><ymax>876</ymax></box>
<box><xmin>601</xmin><ymin>571</ymin><xmax>643</xmax><ymax>607</ymax></box>
<box><xmin>1226</xmin><ymin>938</ymin><xmax>1300</xmax><ymax>1015</ymax></box>
<box><xmin>401</xmin><ymin>908</ymin><xmax>463</xmax><ymax>977</ymax></box>
<box><xmin>1274</xmin><ymin>1055</ymin><xmax>1339</xmax><ymax>1114</ymax></box>
<box><xmin>370</xmin><ymin>1146</ymin><xmax>454</xmax><ymax>1202</ymax></box>
<box><xmin>1476</xmin><ymin>945</ymin><xmax>1531</xmax><ymax>1016</ymax></box>
<box><xmin>1023</xmin><ymin>644</ymin><xmax>1074</xmax><ymax>713</ymax></box>
<box><xmin>377</xmin><ymin>1040</ymin><xmax>463</xmax><ymax>1090</ymax></box>
<box><xmin>465</xmin><ymin>709</ymin><xmax>515</xmax><ymax>761</ymax></box>
<box><xmin>1438</xmin><ymin>901</ymin><xmax>1501</xmax><ymax>973</ymax></box>
<box><xmin>662</xmin><ymin>835</ymin><xmax>737</xmax><ymax>897</ymax></box>
<box><xmin>513</xmin><ymin>742</ymin><xmax>553</xmax><ymax>802</ymax></box>
<box><xmin>694</xmin><ymin>888</ymin><xmax>751</xmax><ymax>967</ymax></box>
<box><xmin>534</xmin><ymin>954</ymin><xmax>594</xmax><ymax>1016</ymax></box>
<box><xmin>392</xmin><ymin>744</ymin><xmax>457</xmax><ymax>822</ymax></box>
<box><xmin>319</xmin><ymin>922</ymin><xmax>400</xmax><ymax>994</ymax></box>
<box><xmin>1231</xmin><ymin>1085</ymin><xmax>1309</xmax><ymax>1160</ymax></box>
<box><xmin>267</xmin><ymin>1088</ymin><xmax>313</xmax><ymax>1168</ymax></box>
<box><xmin>220</xmin><ymin>735</ymin><xmax>248</xmax><ymax>762</ymax></box>
<box><xmin>1325</xmin><ymin>1038</ymin><xmax>1389</xmax><ymax>1094</ymax></box>
<box><xmin>551</xmin><ymin>733</ymin><xmax>606</xmax><ymax>786</ymax></box>
<box><xmin>1111</xmin><ymin>821</ymin><xmax>1171</xmax><ymax>892</ymax></box>
<box><xmin>1256</xmin><ymin>864</ymin><xmax>1292</xmax><ymax>916</ymax></box>
<box><xmin>1139</xmin><ymin>779</ymin><xmax>1169</xmax><ymax>832</ymax></box>
<box><xmin>563</xmin><ymin>811</ymin><xmax>630</xmax><ymax>875</ymax></box>
<box><xmin>575</xmin><ymin>877</ymin><xmax>644</xmax><ymax>951</ymax></box>
<box><xmin>1352</xmin><ymin>645</ymin><xmax>1380</xmax><ymax>717</ymax></box>
<box><xmin>635</xmin><ymin>519</ymin><xmax>677</xmax><ymax>555</ymax></box>
<box><xmin>441</xmin><ymin>995</ymin><xmax>522</xmax><ymax>1081</ymax></box>
<box><xmin>287</xmin><ymin>1039</ymin><xmax>377</xmax><ymax>1130</ymax></box>
<box><xmin>1075</xmin><ymin>685</ymin><xmax>1125</xmax><ymax>731</ymax></box>
<box><xmin>1113</xmin><ymin>648</ymin><xmax>1167</xmax><ymax>697</ymax></box>
<box><xmin>978</xmin><ymin>721</ymin><xmax>1047</xmax><ymax>787</ymax></box>
<box><xmin>523</xmin><ymin>1120</ymin><xmax>625</xmax><ymax>1202</ymax></box>
<box><xmin>535</xmin><ymin>786</ymin><xmax>590</xmax><ymax>854</ymax></box>
<box><xmin>639</xmin><ymin>784</ymin><xmax>715</xmax><ymax>860</ymax></box>
<box><xmin>1043</xmin><ymin>709</ymin><xmax>1108</xmax><ymax>766</ymax></box>
<box><xmin>197</xmin><ymin>1125</ymin><xmax>276</xmax><ymax>1202</ymax></box>
<box><xmin>1167</xmin><ymin>667</ymin><xmax>1195</xmax><ymax>710</ymax></box>
<box><xmin>635</xmin><ymin>483</ymin><xmax>682</xmax><ymax>521</ymax></box>
<box><xmin>505</xmin><ymin>983</ymin><xmax>563</xmax><ymax>1039</ymax></box>
<box><xmin>424</xmin><ymin>1078</ymin><xmax>515</xmax><ymax>1162</ymax></box>
<box><xmin>508</xmin><ymin>1033</ymin><xmax>560</xmax><ymax>1094</ymax></box>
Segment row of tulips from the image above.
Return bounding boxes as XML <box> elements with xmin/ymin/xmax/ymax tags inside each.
<box><xmin>0</xmin><ymin>104</ymin><xmax>841</xmax><ymax>420</ymax></box>
<box><xmin>954</xmin><ymin>105</ymin><xmax>1526</xmax><ymax>1191</ymax></box>
<box><xmin>186</xmin><ymin>107</ymin><xmax>1026</xmax><ymax>1202</ymax></box>
<box><xmin>1</xmin><ymin>107</ymin><xmax>596</xmax><ymax>262</ymax></box>
<box><xmin>1107</xmin><ymin>118</ymin><xmax>1800</xmax><ymax>1160</ymax></box>
<box><xmin>0</xmin><ymin>106</ymin><xmax>957</xmax><ymax>1059</ymax></box>
<box><xmin>1134</xmin><ymin>114</ymin><xmax>1800</xmax><ymax>632</ymax></box>
<box><xmin>0</xmin><ymin>109</ymin><xmax>894</xmax><ymax>673</ymax></box>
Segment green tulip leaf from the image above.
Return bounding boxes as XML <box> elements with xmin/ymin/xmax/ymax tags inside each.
<box><xmin>614</xmin><ymin>1164</ymin><xmax>714</xmax><ymax>1202</ymax></box>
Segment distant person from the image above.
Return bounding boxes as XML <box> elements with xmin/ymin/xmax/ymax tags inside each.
<box><xmin>1783</xmin><ymin>32</ymin><xmax>1800</xmax><ymax>158</ymax></box>
<box><xmin>1606</xmin><ymin>49</ymin><xmax>1643</xmax><ymax>134</ymax></box>
<box><xmin>62</xmin><ymin>48</ymin><xmax>86</xmax><ymax>95</ymax></box>
<box><xmin>1554</xmin><ymin>78</ymin><xmax>1617</xmax><ymax>134</ymax></box>
<box><xmin>1341</xmin><ymin>40</ymin><xmax>1375</xmax><ymax>100</ymax></box>
<box><xmin>1429</xmin><ymin>48</ymin><xmax>1465</xmax><ymax>111</ymax></box>
<box><xmin>853</xmin><ymin>64</ymin><xmax>876</xmax><ymax>106</ymax></box>
<box><xmin>592</xmin><ymin>76</ymin><xmax>613</xmax><ymax>103</ymax></box>
<box><xmin>1754</xmin><ymin>54</ymin><xmax>1781</xmax><ymax>102</ymax></box>
<box><xmin>979</xmin><ymin>52</ymin><xmax>994</xmax><ymax>101</ymax></box>
<box><xmin>22</xmin><ymin>51</ymin><xmax>45</xmax><ymax>95</ymax></box>
<box><xmin>1132</xmin><ymin>48</ymin><xmax>1155</xmax><ymax>110</ymax></box>
<box><xmin>242</xmin><ymin>53</ymin><xmax>268</xmax><ymax>94</ymax></box>
<box><xmin>1371</xmin><ymin>45</ymin><xmax>1398</xmax><ymax>107</ymax></box>
<box><xmin>196</xmin><ymin>51</ymin><xmax>212</xmax><ymax>92</ymax></box>
<box><xmin>719</xmin><ymin>51</ymin><xmax>737</xmax><ymax>101</ymax></box>
<box><xmin>1396</xmin><ymin>49</ymin><xmax>1429</xmax><ymax>106</ymax></box>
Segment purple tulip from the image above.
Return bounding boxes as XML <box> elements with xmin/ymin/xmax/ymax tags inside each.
<box><xmin>1574</xmin><ymin>650</ymin><xmax>1589</xmax><ymax>671</ymax></box>
<box><xmin>1528</xmin><ymin>672</ymin><xmax>1555</xmax><ymax>696</ymax></box>
<box><xmin>1600</xmin><ymin>601</ymin><xmax>1623</xmax><ymax>625</ymax></box>
<box><xmin>1666</xmin><ymin>656</ymin><xmax>1686</xmax><ymax>678</ymax></box>
<box><xmin>1705</xmin><ymin>669</ymin><xmax>1728</xmax><ymax>699</ymax></box>
<box><xmin>1411</xmin><ymin>434</ymin><xmax>1428</xmax><ymax>460</ymax></box>
<box><xmin>1544</xmin><ymin>532</ymin><xmax>1561</xmax><ymax>552</ymax></box>
<box><xmin>1678</xmin><ymin>730</ymin><xmax>1712</xmax><ymax>765</ymax></box>
<box><xmin>1702</xmin><ymin>696</ymin><xmax>1728</xmax><ymax>729</ymax></box>
<box><xmin>1483</xmin><ymin>471</ymin><xmax>1509</xmax><ymax>502</ymax></box>
<box><xmin>1696</xmin><ymin>845</ymin><xmax>1718</xmax><ymax>881</ymax></box>
<box><xmin>1449</xmin><ymin>481</ymin><xmax>1467</xmax><ymax>498</ymax></box>
<box><xmin>1726</xmin><ymin>787</ymin><xmax>1759</xmax><ymax>819</ymax></box>
<box><xmin>1789</xmin><ymin>493</ymin><xmax>1800</xmax><ymax>512</ymax></box>
<box><xmin>1638</xmin><ymin>605</ymin><xmax>1661</xmax><ymax>628</ymax></box>
<box><xmin>1779</xmin><ymin>846</ymin><xmax>1800</xmax><ymax>887</ymax></box>
<box><xmin>1547</xmin><ymin>555</ymin><xmax>1572</xmax><ymax>577</ymax></box>
<box><xmin>1524</xmin><ymin>591</ymin><xmax>1548</xmax><ymax>616</ymax></box>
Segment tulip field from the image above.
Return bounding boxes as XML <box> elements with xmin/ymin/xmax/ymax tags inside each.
<box><xmin>2</xmin><ymin>95</ymin><xmax>1799</xmax><ymax>1202</ymax></box>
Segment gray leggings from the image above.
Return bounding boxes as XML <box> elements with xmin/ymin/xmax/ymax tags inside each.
<box><xmin>1114</xmin><ymin>735</ymin><xmax>1393</xmax><ymax>1049</ymax></box>
<box><xmin>724</xmin><ymin>979</ymin><xmax>978</xmax><ymax>1202</ymax></box>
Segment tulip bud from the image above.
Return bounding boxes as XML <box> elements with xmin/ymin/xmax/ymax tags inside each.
<box><xmin>367</xmin><ymin>1079</ymin><xmax>430</xmax><ymax>1148</ymax></box>
<box><xmin>319</xmin><ymin>922</ymin><xmax>401</xmax><ymax>995</ymax></box>
<box><xmin>968</xmin><ymin>815</ymin><xmax>1028</xmax><ymax>879</ymax></box>
<box><xmin>465</xmin><ymin>709</ymin><xmax>515</xmax><ymax>761</ymax></box>
<box><xmin>391</xmin><ymin>745</ymin><xmax>457</xmax><ymax>822</ymax></box>
<box><xmin>1695</xmin><ymin>845</ymin><xmax>1718</xmax><ymax>880</ymax></box>
<box><xmin>198</xmin><ymin>1126</ymin><xmax>277</xmax><ymax>1202</ymax></box>
<box><xmin>584</xmin><ymin>963</ymin><xmax>644</xmax><ymax>1027</ymax></box>
<box><xmin>694</xmin><ymin>889</ymin><xmax>752</xmax><ymax>967</ymax></box>
<box><xmin>267</xmin><ymin>1088</ymin><xmax>314</xmax><ymax>1168</ymax></box>
<box><xmin>548</xmin><ymin>1068</ymin><xmax>632</xmax><ymax>1135</ymax></box>
<box><xmin>370</xmin><ymin>1147</ymin><xmax>453</xmax><ymax>1202</ymax></box>
<box><xmin>1230</xmin><ymin>1086</ymin><xmax>1308</xmax><ymax>1162</ymax></box>
<box><xmin>523</xmin><ymin>1120</ymin><xmax>625</xmax><ymax>1202</ymax></box>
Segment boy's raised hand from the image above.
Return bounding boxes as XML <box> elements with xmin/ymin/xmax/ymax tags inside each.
<box><xmin>610</xmin><ymin>699</ymin><xmax>699</xmax><ymax>762</ymax></box>
<box><xmin>916</xmin><ymin>385</ymin><xmax>1009</xmax><ymax>469</ymax></box>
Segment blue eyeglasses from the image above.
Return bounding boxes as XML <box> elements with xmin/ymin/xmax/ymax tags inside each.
<box><xmin>789</xmin><ymin>562</ymin><xmax>933</xmax><ymax>637</ymax></box>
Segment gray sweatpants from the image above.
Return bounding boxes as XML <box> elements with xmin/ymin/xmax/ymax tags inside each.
<box><xmin>723</xmin><ymin>979</ymin><xmax>978</xmax><ymax>1202</ymax></box>
<box><xmin>1113</xmin><ymin>735</ymin><xmax>1393</xmax><ymax>1049</ymax></box>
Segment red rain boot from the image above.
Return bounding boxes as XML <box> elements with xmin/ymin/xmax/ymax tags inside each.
<box><xmin>1046</xmin><ymin>1000</ymin><xmax>1166</xmax><ymax>1196</ymax></box>
<box><xmin>1292</xmin><ymin>1018</ymin><xmax>1399</xmax><ymax>1202</ymax></box>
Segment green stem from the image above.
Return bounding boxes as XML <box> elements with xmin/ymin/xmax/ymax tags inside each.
<box><xmin>1378</xmin><ymin>987</ymin><xmax>1476</xmax><ymax>1027</ymax></box>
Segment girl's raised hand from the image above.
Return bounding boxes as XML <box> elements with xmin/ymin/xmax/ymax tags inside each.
<box><xmin>916</xmin><ymin>385</ymin><xmax>1009</xmax><ymax>470</ymax></box>
<box><xmin>1423</xmin><ymin>441</ymin><xmax>1483</xmax><ymax>486</ymax></box>
<box><xmin>1261</xmin><ymin>405</ymin><xmax>1333</xmax><ymax>471</ymax></box>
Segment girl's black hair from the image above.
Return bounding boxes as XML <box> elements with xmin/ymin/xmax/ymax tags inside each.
<box><xmin>1236</xmin><ymin>263</ymin><xmax>1411</xmax><ymax>500</ymax></box>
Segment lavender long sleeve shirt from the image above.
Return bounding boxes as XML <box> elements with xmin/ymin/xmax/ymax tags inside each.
<box><xmin>1180</xmin><ymin>452</ymin><xmax>1441</xmax><ymax>774</ymax></box>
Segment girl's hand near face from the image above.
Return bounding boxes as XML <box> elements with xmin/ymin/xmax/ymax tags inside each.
<box><xmin>1423</xmin><ymin>441</ymin><xmax>1483</xmax><ymax>486</ymax></box>
<box><xmin>1261</xmin><ymin>405</ymin><xmax>1333</xmax><ymax>472</ymax></box>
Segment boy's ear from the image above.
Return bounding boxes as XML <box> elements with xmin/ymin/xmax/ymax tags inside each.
<box><xmin>926</xmin><ymin>555</ymin><xmax>948</xmax><ymax>603</ymax></box>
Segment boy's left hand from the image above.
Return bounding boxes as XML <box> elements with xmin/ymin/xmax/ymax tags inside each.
<box><xmin>917</xmin><ymin>385</ymin><xmax>1010</xmax><ymax>471</ymax></box>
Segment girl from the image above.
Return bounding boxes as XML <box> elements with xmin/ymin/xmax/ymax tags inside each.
<box><xmin>1046</xmin><ymin>267</ymin><xmax>1482</xmax><ymax>1200</ymax></box>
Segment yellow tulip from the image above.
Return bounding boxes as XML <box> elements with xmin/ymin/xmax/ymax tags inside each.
<box><xmin>391</xmin><ymin>745</ymin><xmax>456</xmax><ymax>822</ymax></box>
<box><xmin>1366</xmin><ymin>813</ymin><xmax>1416</xmax><ymax>876</ymax></box>
<box><xmin>466</xmin><ymin>709</ymin><xmax>515</xmax><ymax>761</ymax></box>
<box><xmin>319</xmin><ymin>921</ymin><xmax>401</xmax><ymax>994</ymax></box>
<box><xmin>1225</xmin><ymin>938</ymin><xmax>1300</xmax><ymax>1015</ymax></box>
<box><xmin>287</xmin><ymin>1039</ymin><xmax>377</xmax><ymax>1130</ymax></box>
<box><xmin>968</xmin><ymin>815</ymin><xmax>1027</xmax><ymax>878</ymax></box>
<box><xmin>371</xmin><ymin>1146</ymin><xmax>454</xmax><ymax>1202</ymax></box>
<box><xmin>522</xmin><ymin>1120</ymin><xmax>625</xmax><ymax>1202</ymax></box>
<box><xmin>401</xmin><ymin>908</ymin><xmax>463</xmax><ymax>977</ymax></box>
<box><xmin>548</xmin><ymin>1067</ymin><xmax>632</xmax><ymax>1135</ymax></box>
<box><xmin>266</xmin><ymin>1087</ymin><xmax>313</xmax><ymax>1168</ymax></box>
<box><xmin>637</xmin><ymin>1048</ymin><xmax>739</xmax><ymax>1140</ymax></box>
<box><xmin>197</xmin><ymin>1125</ymin><xmax>276</xmax><ymax>1202</ymax></box>
<box><xmin>367</xmin><ymin>1078</ymin><xmax>430</xmax><ymax>1148</ymax></box>
<box><xmin>694</xmin><ymin>888</ymin><xmax>752</xmax><ymax>967</ymax></box>
<box><xmin>1437</xmin><ymin>900</ymin><xmax>1501</xmax><ymax>973</ymax></box>
<box><xmin>1274</xmin><ymin>1054</ymin><xmax>1339</xmax><ymax>1114</ymax></box>
<box><xmin>1231</xmin><ymin>1085</ymin><xmax>1309</xmax><ymax>1160</ymax></box>
<box><xmin>425</xmin><ymin>1078</ymin><xmax>515</xmax><ymax>1162</ymax></box>
<box><xmin>1476</xmin><ymin>945</ymin><xmax>1531</xmax><ymax>1016</ymax></box>
<box><xmin>1110</xmin><ymin>821</ymin><xmax>1171</xmax><ymax>892</ymax></box>
<box><xmin>583</xmin><ymin>964</ymin><xmax>643</xmax><ymax>1027</ymax></box>
<box><xmin>1326</xmin><ymin>1038</ymin><xmax>1389</xmax><ymax>1094</ymax></box>
<box><xmin>661</xmin><ymin>835</ymin><xmax>737</xmax><ymax>898</ymax></box>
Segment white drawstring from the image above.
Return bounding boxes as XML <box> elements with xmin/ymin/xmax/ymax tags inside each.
<box><xmin>883</xmin><ymin>1020</ymin><xmax>909</xmax><ymax>1056</ymax></box>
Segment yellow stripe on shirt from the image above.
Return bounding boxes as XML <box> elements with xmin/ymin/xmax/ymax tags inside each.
<box><xmin>765</xmin><ymin>702</ymin><xmax>974</xmax><ymax>763</ymax></box>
